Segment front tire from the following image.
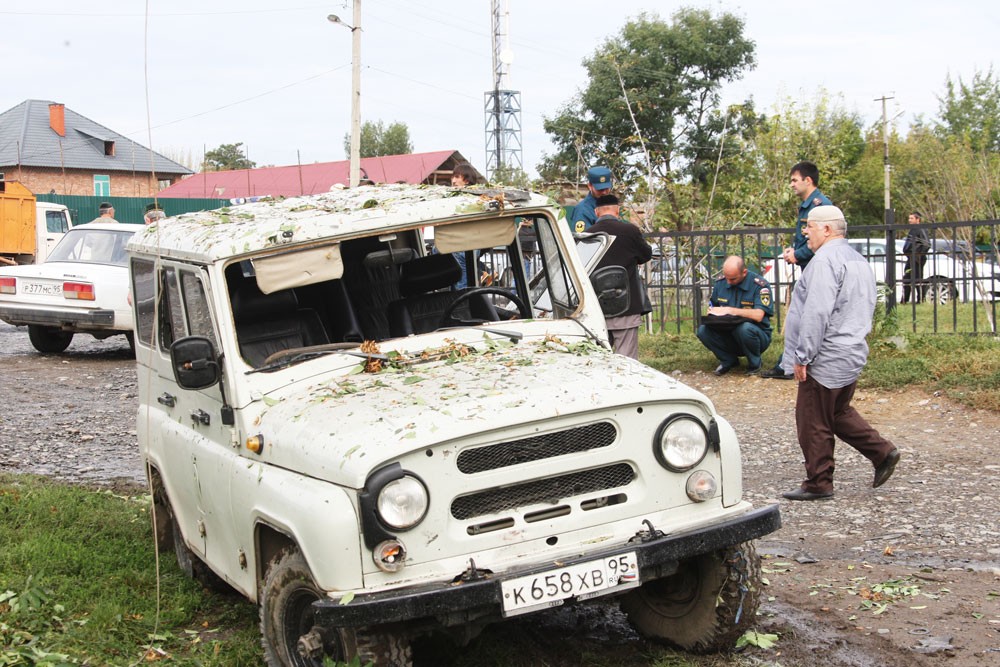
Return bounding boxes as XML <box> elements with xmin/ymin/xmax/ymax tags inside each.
<box><xmin>260</xmin><ymin>548</ymin><xmax>411</xmax><ymax>667</ymax></box>
<box><xmin>28</xmin><ymin>325</ymin><xmax>73</xmax><ymax>353</ymax></box>
<box><xmin>620</xmin><ymin>542</ymin><xmax>761</xmax><ymax>653</ymax></box>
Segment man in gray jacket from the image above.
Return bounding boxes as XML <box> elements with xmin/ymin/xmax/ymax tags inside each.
<box><xmin>780</xmin><ymin>206</ymin><xmax>901</xmax><ymax>501</ymax></box>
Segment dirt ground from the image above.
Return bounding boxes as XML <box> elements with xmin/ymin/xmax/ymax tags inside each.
<box><xmin>2</xmin><ymin>322</ymin><xmax>999</xmax><ymax>666</ymax></box>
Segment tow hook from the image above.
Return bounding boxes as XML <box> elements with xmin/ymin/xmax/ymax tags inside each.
<box><xmin>297</xmin><ymin>625</ymin><xmax>335</xmax><ymax>659</ymax></box>
<box><xmin>457</xmin><ymin>558</ymin><xmax>490</xmax><ymax>583</ymax></box>
<box><xmin>631</xmin><ymin>519</ymin><xmax>665</xmax><ymax>543</ymax></box>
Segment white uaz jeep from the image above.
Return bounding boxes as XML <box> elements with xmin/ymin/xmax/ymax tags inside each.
<box><xmin>128</xmin><ymin>184</ymin><xmax>780</xmax><ymax>666</ymax></box>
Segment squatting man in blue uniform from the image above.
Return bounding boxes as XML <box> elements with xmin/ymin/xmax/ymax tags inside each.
<box><xmin>696</xmin><ymin>255</ymin><xmax>774</xmax><ymax>376</ymax></box>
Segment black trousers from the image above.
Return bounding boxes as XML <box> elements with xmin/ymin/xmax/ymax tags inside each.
<box><xmin>794</xmin><ymin>375</ymin><xmax>895</xmax><ymax>493</ymax></box>
<box><xmin>901</xmin><ymin>256</ymin><xmax>927</xmax><ymax>304</ymax></box>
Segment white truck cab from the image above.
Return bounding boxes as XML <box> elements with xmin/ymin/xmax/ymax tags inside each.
<box><xmin>128</xmin><ymin>184</ymin><xmax>779</xmax><ymax>666</ymax></box>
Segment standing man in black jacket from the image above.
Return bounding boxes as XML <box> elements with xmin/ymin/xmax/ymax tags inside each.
<box><xmin>588</xmin><ymin>194</ymin><xmax>653</xmax><ymax>359</ymax></box>
<box><xmin>901</xmin><ymin>211</ymin><xmax>930</xmax><ymax>304</ymax></box>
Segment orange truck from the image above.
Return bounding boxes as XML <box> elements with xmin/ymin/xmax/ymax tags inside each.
<box><xmin>0</xmin><ymin>179</ymin><xmax>72</xmax><ymax>266</ymax></box>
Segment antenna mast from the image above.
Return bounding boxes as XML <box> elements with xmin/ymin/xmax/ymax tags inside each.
<box><xmin>484</xmin><ymin>0</ymin><xmax>522</xmax><ymax>181</ymax></box>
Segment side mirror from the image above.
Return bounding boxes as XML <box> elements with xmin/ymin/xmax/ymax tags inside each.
<box><xmin>170</xmin><ymin>336</ymin><xmax>221</xmax><ymax>390</ymax></box>
<box><xmin>590</xmin><ymin>266</ymin><xmax>630</xmax><ymax>318</ymax></box>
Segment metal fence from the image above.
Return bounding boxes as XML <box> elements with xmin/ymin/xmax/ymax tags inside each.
<box><xmin>643</xmin><ymin>219</ymin><xmax>1000</xmax><ymax>335</ymax></box>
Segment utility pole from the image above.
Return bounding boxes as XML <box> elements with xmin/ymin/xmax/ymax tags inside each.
<box><xmin>328</xmin><ymin>3</ymin><xmax>362</xmax><ymax>188</ymax></box>
<box><xmin>875</xmin><ymin>94</ymin><xmax>895</xmax><ymax>222</ymax></box>
<box><xmin>349</xmin><ymin>0</ymin><xmax>362</xmax><ymax>188</ymax></box>
<box><xmin>876</xmin><ymin>94</ymin><xmax>896</xmax><ymax>310</ymax></box>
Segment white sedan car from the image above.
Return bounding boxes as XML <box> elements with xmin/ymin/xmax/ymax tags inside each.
<box><xmin>0</xmin><ymin>222</ymin><xmax>136</xmax><ymax>353</ymax></box>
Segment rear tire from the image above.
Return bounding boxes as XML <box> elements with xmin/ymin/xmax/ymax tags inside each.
<box><xmin>28</xmin><ymin>325</ymin><xmax>73</xmax><ymax>353</ymax></box>
<box><xmin>620</xmin><ymin>542</ymin><xmax>761</xmax><ymax>653</ymax></box>
<box><xmin>926</xmin><ymin>278</ymin><xmax>957</xmax><ymax>305</ymax></box>
<box><xmin>260</xmin><ymin>548</ymin><xmax>412</xmax><ymax>666</ymax></box>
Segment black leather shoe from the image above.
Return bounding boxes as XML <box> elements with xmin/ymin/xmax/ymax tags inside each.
<box><xmin>761</xmin><ymin>367</ymin><xmax>794</xmax><ymax>380</ymax></box>
<box><xmin>745</xmin><ymin>365</ymin><xmax>761</xmax><ymax>376</ymax></box>
<box><xmin>713</xmin><ymin>363</ymin><xmax>736</xmax><ymax>376</ymax></box>
<box><xmin>781</xmin><ymin>488</ymin><xmax>834</xmax><ymax>501</ymax></box>
<box><xmin>873</xmin><ymin>448</ymin><xmax>901</xmax><ymax>488</ymax></box>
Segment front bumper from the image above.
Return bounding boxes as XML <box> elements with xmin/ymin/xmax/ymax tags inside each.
<box><xmin>0</xmin><ymin>305</ymin><xmax>115</xmax><ymax>329</ymax></box>
<box><xmin>314</xmin><ymin>503</ymin><xmax>781</xmax><ymax>628</ymax></box>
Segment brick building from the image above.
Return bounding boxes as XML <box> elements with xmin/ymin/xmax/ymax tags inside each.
<box><xmin>0</xmin><ymin>99</ymin><xmax>192</xmax><ymax>196</ymax></box>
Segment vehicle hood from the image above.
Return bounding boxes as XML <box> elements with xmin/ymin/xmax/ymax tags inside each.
<box><xmin>251</xmin><ymin>339</ymin><xmax>707</xmax><ymax>487</ymax></box>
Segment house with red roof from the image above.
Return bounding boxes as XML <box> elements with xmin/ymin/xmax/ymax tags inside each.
<box><xmin>157</xmin><ymin>150</ymin><xmax>482</xmax><ymax>200</ymax></box>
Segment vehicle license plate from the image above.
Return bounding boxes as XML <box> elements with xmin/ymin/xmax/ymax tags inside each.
<box><xmin>500</xmin><ymin>551</ymin><xmax>640</xmax><ymax>616</ymax></box>
<box><xmin>22</xmin><ymin>282</ymin><xmax>62</xmax><ymax>296</ymax></box>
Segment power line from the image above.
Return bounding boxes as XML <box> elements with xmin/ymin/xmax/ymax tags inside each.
<box><xmin>14</xmin><ymin>65</ymin><xmax>351</xmax><ymax>163</ymax></box>
<box><xmin>0</xmin><ymin>5</ymin><xmax>330</xmax><ymax>17</ymax></box>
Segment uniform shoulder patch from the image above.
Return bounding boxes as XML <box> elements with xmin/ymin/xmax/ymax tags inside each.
<box><xmin>812</xmin><ymin>198</ymin><xmax>823</xmax><ymax>206</ymax></box>
<box><xmin>754</xmin><ymin>277</ymin><xmax>767</xmax><ymax>287</ymax></box>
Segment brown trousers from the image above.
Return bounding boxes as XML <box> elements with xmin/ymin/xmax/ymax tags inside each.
<box><xmin>795</xmin><ymin>374</ymin><xmax>896</xmax><ymax>493</ymax></box>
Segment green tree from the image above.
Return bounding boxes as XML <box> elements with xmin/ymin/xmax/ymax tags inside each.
<box><xmin>344</xmin><ymin>120</ymin><xmax>413</xmax><ymax>158</ymax></box>
<box><xmin>538</xmin><ymin>8</ymin><xmax>756</xmax><ymax>194</ymax></box>
<box><xmin>936</xmin><ymin>67</ymin><xmax>1000</xmax><ymax>153</ymax></box>
<box><xmin>701</xmin><ymin>92</ymin><xmax>866</xmax><ymax>228</ymax></box>
<box><xmin>201</xmin><ymin>142</ymin><xmax>256</xmax><ymax>172</ymax></box>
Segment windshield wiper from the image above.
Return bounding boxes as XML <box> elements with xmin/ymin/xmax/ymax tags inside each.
<box><xmin>436</xmin><ymin>326</ymin><xmax>523</xmax><ymax>343</ymax></box>
<box><xmin>567</xmin><ymin>315</ymin><xmax>611</xmax><ymax>350</ymax></box>
<box><xmin>247</xmin><ymin>349</ymin><xmax>388</xmax><ymax>374</ymax></box>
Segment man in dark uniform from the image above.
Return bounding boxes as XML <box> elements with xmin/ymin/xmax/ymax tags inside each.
<box><xmin>901</xmin><ymin>211</ymin><xmax>930</xmax><ymax>304</ymax></box>
<box><xmin>697</xmin><ymin>256</ymin><xmax>774</xmax><ymax>376</ymax></box>
<box><xmin>589</xmin><ymin>193</ymin><xmax>652</xmax><ymax>359</ymax></box>
<box><xmin>569</xmin><ymin>166</ymin><xmax>613</xmax><ymax>233</ymax></box>
<box><xmin>761</xmin><ymin>160</ymin><xmax>832</xmax><ymax>379</ymax></box>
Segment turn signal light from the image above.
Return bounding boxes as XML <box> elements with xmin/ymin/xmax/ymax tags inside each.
<box><xmin>246</xmin><ymin>434</ymin><xmax>264</xmax><ymax>454</ymax></box>
<box><xmin>373</xmin><ymin>539</ymin><xmax>407</xmax><ymax>573</ymax></box>
<box><xmin>63</xmin><ymin>281</ymin><xmax>95</xmax><ymax>301</ymax></box>
<box><xmin>0</xmin><ymin>277</ymin><xmax>15</xmax><ymax>294</ymax></box>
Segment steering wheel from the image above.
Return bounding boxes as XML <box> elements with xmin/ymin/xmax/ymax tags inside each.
<box><xmin>439</xmin><ymin>288</ymin><xmax>531</xmax><ymax>328</ymax></box>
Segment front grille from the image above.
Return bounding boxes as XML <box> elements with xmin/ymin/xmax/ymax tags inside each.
<box><xmin>456</xmin><ymin>422</ymin><xmax>617</xmax><ymax>474</ymax></box>
<box><xmin>450</xmin><ymin>463</ymin><xmax>635</xmax><ymax>520</ymax></box>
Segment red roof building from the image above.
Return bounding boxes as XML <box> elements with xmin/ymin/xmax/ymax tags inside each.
<box><xmin>158</xmin><ymin>150</ymin><xmax>480</xmax><ymax>199</ymax></box>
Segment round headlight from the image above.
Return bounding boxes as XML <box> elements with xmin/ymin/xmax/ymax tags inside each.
<box><xmin>655</xmin><ymin>417</ymin><xmax>709</xmax><ymax>471</ymax></box>
<box><xmin>376</xmin><ymin>476</ymin><xmax>429</xmax><ymax>530</ymax></box>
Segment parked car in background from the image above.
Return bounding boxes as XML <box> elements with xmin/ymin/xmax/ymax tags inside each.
<box><xmin>0</xmin><ymin>222</ymin><xmax>135</xmax><ymax>353</ymax></box>
<box><xmin>760</xmin><ymin>237</ymin><xmax>1000</xmax><ymax>306</ymax></box>
<box><xmin>846</xmin><ymin>237</ymin><xmax>1000</xmax><ymax>304</ymax></box>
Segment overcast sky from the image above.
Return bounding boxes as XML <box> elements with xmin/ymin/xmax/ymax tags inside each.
<box><xmin>2</xmin><ymin>1</ymin><xmax>997</xmax><ymax>178</ymax></box>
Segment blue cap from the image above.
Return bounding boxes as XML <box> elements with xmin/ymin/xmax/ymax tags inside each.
<box><xmin>587</xmin><ymin>166</ymin><xmax>613</xmax><ymax>190</ymax></box>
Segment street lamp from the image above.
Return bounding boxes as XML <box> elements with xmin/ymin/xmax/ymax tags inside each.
<box><xmin>328</xmin><ymin>2</ymin><xmax>362</xmax><ymax>188</ymax></box>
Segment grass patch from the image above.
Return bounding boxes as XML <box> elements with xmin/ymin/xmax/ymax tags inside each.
<box><xmin>0</xmin><ymin>475</ymin><xmax>260</xmax><ymax>666</ymax></box>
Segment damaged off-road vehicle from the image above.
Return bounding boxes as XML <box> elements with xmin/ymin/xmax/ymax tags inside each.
<box><xmin>128</xmin><ymin>184</ymin><xmax>780</xmax><ymax>666</ymax></box>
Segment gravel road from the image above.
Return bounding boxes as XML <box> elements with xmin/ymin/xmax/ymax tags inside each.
<box><xmin>2</xmin><ymin>320</ymin><xmax>998</xmax><ymax>666</ymax></box>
